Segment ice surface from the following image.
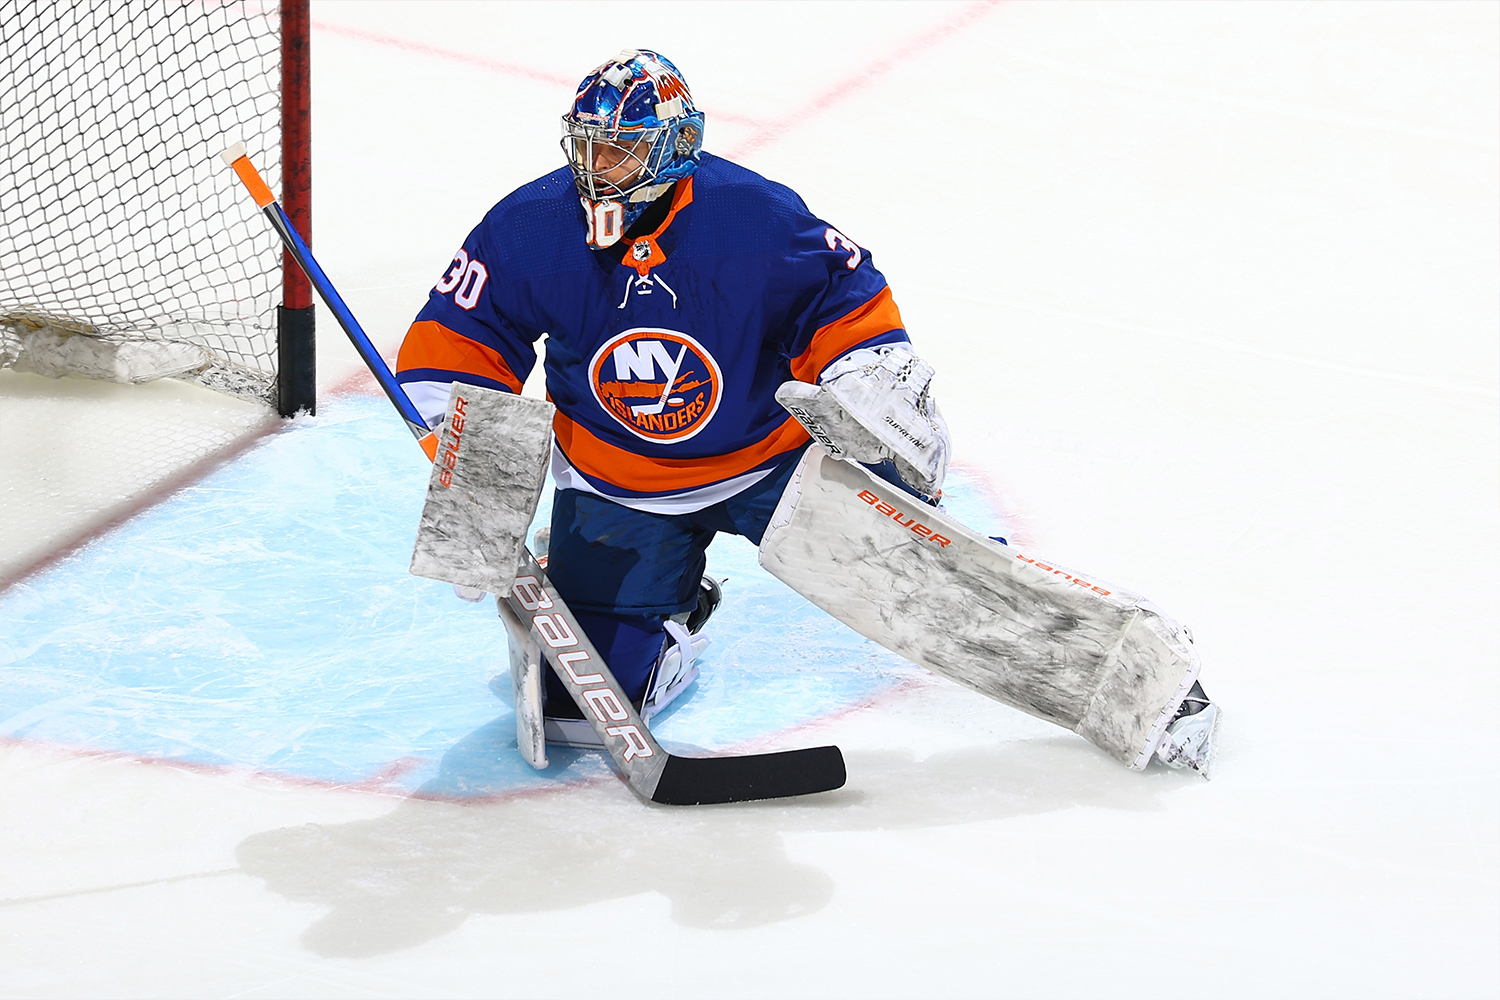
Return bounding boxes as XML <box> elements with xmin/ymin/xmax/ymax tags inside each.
<box><xmin>0</xmin><ymin>368</ymin><xmax>273</xmax><ymax>586</ymax></box>
<box><xmin>0</xmin><ymin>394</ymin><xmax>1012</xmax><ymax>798</ymax></box>
<box><xmin>0</xmin><ymin>2</ymin><xmax>1495</xmax><ymax>997</ymax></box>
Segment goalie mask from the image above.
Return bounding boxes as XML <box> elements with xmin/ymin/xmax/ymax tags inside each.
<box><xmin>562</xmin><ymin>48</ymin><xmax>705</xmax><ymax>249</ymax></box>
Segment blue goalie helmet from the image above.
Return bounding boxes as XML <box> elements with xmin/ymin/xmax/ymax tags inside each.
<box><xmin>562</xmin><ymin>48</ymin><xmax>705</xmax><ymax>249</ymax></box>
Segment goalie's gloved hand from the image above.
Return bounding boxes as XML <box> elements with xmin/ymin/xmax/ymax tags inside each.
<box><xmin>774</xmin><ymin>343</ymin><xmax>950</xmax><ymax>496</ymax></box>
<box><xmin>861</xmin><ymin>458</ymin><xmax>943</xmax><ymax>507</ymax></box>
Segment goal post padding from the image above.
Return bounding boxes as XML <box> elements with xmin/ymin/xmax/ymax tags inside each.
<box><xmin>0</xmin><ymin>0</ymin><xmax>314</xmax><ymax>414</ymax></box>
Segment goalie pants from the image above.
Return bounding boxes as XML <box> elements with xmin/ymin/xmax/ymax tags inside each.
<box><xmin>543</xmin><ymin>445</ymin><xmax>808</xmax><ymax>708</ymax></box>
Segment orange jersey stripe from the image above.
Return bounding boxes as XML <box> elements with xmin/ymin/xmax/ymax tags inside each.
<box><xmin>397</xmin><ymin>320</ymin><xmax>524</xmax><ymax>394</ymax></box>
<box><xmin>789</xmin><ymin>285</ymin><xmax>905</xmax><ymax>383</ymax></box>
<box><xmin>554</xmin><ymin>411</ymin><xmax>811</xmax><ymax>493</ymax></box>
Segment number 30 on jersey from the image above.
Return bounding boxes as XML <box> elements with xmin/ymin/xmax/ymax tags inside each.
<box><xmin>825</xmin><ymin>227</ymin><xmax>861</xmax><ymax>269</ymax></box>
<box><xmin>435</xmin><ymin>249</ymin><xmax>489</xmax><ymax>310</ymax></box>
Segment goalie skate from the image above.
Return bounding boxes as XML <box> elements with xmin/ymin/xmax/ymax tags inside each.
<box><xmin>543</xmin><ymin>621</ymin><xmax>709</xmax><ymax>747</ymax></box>
<box><xmin>1154</xmin><ymin>681</ymin><xmax>1220</xmax><ymax>778</ymax></box>
<box><xmin>671</xmin><ymin>574</ymin><xmax>723</xmax><ymax>635</ymax></box>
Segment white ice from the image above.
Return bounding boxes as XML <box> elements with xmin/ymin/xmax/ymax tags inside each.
<box><xmin>0</xmin><ymin>2</ymin><xmax>1496</xmax><ymax>996</ymax></box>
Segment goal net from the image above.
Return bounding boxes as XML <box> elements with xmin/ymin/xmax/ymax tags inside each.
<box><xmin>0</xmin><ymin>0</ymin><xmax>308</xmax><ymax>410</ymax></box>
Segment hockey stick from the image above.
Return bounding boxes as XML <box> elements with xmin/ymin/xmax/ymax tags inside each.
<box><xmin>221</xmin><ymin>143</ymin><xmax>846</xmax><ymax>804</ymax></box>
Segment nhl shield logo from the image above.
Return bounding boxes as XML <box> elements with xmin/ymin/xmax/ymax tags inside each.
<box><xmin>632</xmin><ymin>240</ymin><xmax>652</xmax><ymax>262</ymax></box>
<box><xmin>589</xmin><ymin>328</ymin><xmax>722</xmax><ymax>443</ymax></box>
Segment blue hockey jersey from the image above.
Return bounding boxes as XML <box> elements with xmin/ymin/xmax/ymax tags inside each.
<box><xmin>396</xmin><ymin>152</ymin><xmax>910</xmax><ymax>512</ymax></box>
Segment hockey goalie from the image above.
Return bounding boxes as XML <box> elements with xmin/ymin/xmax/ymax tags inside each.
<box><xmin>396</xmin><ymin>49</ymin><xmax>1221</xmax><ymax>778</ymax></box>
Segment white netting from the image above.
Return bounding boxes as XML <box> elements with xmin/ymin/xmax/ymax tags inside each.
<box><xmin>0</xmin><ymin>0</ymin><xmax>283</xmax><ymax>405</ymax></box>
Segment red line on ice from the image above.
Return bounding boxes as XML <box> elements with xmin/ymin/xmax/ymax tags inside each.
<box><xmin>0</xmin><ymin>417</ymin><xmax>282</xmax><ymax>595</ymax></box>
<box><xmin>723</xmin><ymin>1</ymin><xmax>1004</xmax><ymax>158</ymax></box>
<box><xmin>310</xmin><ymin>20</ymin><xmax>578</xmax><ymax>89</ymax></box>
<box><xmin>310</xmin><ymin>2</ymin><xmax>1004</xmax><ymax>148</ymax></box>
<box><xmin>309</xmin><ymin>20</ymin><xmax>765</xmax><ymax>128</ymax></box>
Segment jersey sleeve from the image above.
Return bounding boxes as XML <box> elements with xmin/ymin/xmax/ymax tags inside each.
<box><xmin>781</xmin><ymin>213</ymin><xmax>911</xmax><ymax>384</ymax></box>
<box><xmin>395</xmin><ymin>218</ymin><xmax>540</xmax><ymax>428</ymax></box>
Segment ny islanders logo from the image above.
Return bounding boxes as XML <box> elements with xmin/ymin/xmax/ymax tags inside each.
<box><xmin>589</xmin><ymin>328</ymin><xmax>722</xmax><ymax>443</ymax></box>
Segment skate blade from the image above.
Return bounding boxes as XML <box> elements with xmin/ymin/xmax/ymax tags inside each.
<box><xmin>542</xmin><ymin>716</ymin><xmax>605</xmax><ymax>748</ymax></box>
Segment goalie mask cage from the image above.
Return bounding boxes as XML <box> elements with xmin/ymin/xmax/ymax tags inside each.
<box><xmin>0</xmin><ymin>0</ymin><xmax>314</xmax><ymax>416</ymax></box>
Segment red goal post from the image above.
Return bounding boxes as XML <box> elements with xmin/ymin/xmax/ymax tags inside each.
<box><xmin>0</xmin><ymin>0</ymin><xmax>315</xmax><ymax>417</ymax></box>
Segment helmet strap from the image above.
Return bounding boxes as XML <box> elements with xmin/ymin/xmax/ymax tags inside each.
<box><xmin>630</xmin><ymin>181</ymin><xmax>673</xmax><ymax>204</ymax></box>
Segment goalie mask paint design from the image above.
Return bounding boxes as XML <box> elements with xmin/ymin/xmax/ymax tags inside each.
<box><xmin>589</xmin><ymin>328</ymin><xmax>722</xmax><ymax>443</ymax></box>
<box><xmin>563</xmin><ymin>48</ymin><xmax>705</xmax><ymax>249</ymax></box>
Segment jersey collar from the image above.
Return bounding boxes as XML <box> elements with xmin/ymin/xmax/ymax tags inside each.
<box><xmin>622</xmin><ymin>176</ymin><xmax>694</xmax><ymax>276</ymax></box>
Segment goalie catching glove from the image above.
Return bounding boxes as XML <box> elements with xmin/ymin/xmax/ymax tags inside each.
<box><xmin>775</xmin><ymin>343</ymin><xmax>951</xmax><ymax>499</ymax></box>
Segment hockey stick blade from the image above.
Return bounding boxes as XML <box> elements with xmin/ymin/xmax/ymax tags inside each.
<box><xmin>509</xmin><ymin>552</ymin><xmax>847</xmax><ymax>805</ymax></box>
<box><xmin>650</xmin><ymin>746</ymin><xmax>846</xmax><ymax>805</ymax></box>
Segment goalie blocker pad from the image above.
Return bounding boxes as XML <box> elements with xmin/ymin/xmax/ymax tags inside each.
<box><xmin>410</xmin><ymin>383</ymin><xmax>553</xmax><ymax>596</ymax></box>
<box><xmin>758</xmin><ymin>448</ymin><xmax>1199</xmax><ymax>769</ymax></box>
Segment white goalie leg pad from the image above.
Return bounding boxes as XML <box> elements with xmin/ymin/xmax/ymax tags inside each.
<box><xmin>410</xmin><ymin>383</ymin><xmax>554</xmax><ymax>597</ymax></box>
<box><xmin>775</xmin><ymin>343</ymin><xmax>950</xmax><ymax>495</ymax></box>
<box><xmin>499</xmin><ymin>599</ymin><xmax>548</xmax><ymax>770</ymax></box>
<box><xmin>758</xmin><ymin>447</ymin><xmax>1199</xmax><ymax>769</ymax></box>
